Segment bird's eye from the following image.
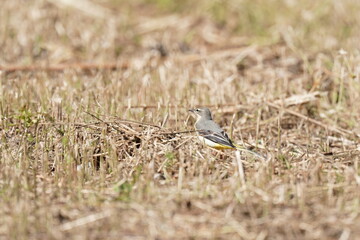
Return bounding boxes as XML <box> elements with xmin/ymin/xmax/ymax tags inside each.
<box><xmin>196</xmin><ymin>109</ymin><xmax>200</xmax><ymax>112</ymax></box>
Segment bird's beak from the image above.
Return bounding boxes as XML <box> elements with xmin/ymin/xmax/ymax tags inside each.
<box><xmin>188</xmin><ymin>109</ymin><xmax>195</xmax><ymax>113</ymax></box>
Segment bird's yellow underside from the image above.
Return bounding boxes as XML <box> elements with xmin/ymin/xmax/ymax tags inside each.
<box><xmin>198</xmin><ymin>136</ymin><xmax>235</xmax><ymax>150</ymax></box>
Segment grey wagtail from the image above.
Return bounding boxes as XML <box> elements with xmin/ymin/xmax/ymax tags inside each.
<box><xmin>189</xmin><ymin>107</ymin><xmax>264</xmax><ymax>158</ymax></box>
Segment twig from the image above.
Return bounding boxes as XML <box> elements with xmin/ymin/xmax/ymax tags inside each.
<box><xmin>0</xmin><ymin>62</ymin><xmax>128</xmax><ymax>73</ymax></box>
<box><xmin>273</xmin><ymin>91</ymin><xmax>326</xmax><ymax>107</ymax></box>
<box><xmin>267</xmin><ymin>102</ymin><xmax>355</xmax><ymax>136</ymax></box>
<box><xmin>122</xmin><ymin>103</ymin><xmax>250</xmax><ymax>109</ymax></box>
<box><xmin>59</xmin><ymin>210</ymin><xmax>112</xmax><ymax>231</ymax></box>
<box><xmin>86</xmin><ymin>111</ymin><xmax>198</xmax><ymax>139</ymax></box>
<box><xmin>85</xmin><ymin>111</ymin><xmax>139</xmax><ymax>135</ymax></box>
<box><xmin>38</xmin><ymin>122</ymin><xmax>102</xmax><ymax>129</ymax></box>
<box><xmin>235</xmin><ymin>151</ymin><xmax>246</xmax><ymax>186</ymax></box>
<box><xmin>157</xmin><ymin>130</ymin><xmax>197</xmax><ymax>135</ymax></box>
<box><xmin>174</xmin><ymin>136</ymin><xmax>194</xmax><ymax>149</ymax></box>
<box><xmin>115</xmin><ymin>120</ymin><xmax>161</xmax><ymax>129</ymax></box>
<box><xmin>48</xmin><ymin>0</ymin><xmax>112</xmax><ymax>19</ymax></box>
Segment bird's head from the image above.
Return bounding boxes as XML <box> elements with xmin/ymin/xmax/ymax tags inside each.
<box><xmin>189</xmin><ymin>107</ymin><xmax>213</xmax><ymax>120</ymax></box>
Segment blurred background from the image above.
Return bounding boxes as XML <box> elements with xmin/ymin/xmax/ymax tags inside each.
<box><xmin>2</xmin><ymin>0</ymin><xmax>360</xmax><ymax>65</ymax></box>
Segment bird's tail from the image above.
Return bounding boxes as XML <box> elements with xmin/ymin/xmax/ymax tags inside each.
<box><xmin>233</xmin><ymin>144</ymin><xmax>265</xmax><ymax>160</ymax></box>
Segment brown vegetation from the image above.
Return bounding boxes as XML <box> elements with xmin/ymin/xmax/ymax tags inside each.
<box><xmin>1</xmin><ymin>0</ymin><xmax>360</xmax><ymax>239</ymax></box>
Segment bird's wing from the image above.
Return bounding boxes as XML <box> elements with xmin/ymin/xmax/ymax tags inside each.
<box><xmin>197</xmin><ymin>129</ymin><xmax>235</xmax><ymax>148</ymax></box>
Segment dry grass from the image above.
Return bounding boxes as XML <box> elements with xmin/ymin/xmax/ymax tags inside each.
<box><xmin>1</xmin><ymin>0</ymin><xmax>360</xmax><ymax>239</ymax></box>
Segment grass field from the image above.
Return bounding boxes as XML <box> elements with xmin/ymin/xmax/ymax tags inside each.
<box><xmin>1</xmin><ymin>0</ymin><xmax>360</xmax><ymax>239</ymax></box>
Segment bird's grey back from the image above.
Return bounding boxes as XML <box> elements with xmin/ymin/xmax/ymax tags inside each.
<box><xmin>195</xmin><ymin>119</ymin><xmax>223</xmax><ymax>133</ymax></box>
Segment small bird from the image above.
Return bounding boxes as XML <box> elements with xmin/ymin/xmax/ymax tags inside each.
<box><xmin>189</xmin><ymin>107</ymin><xmax>264</xmax><ymax>159</ymax></box>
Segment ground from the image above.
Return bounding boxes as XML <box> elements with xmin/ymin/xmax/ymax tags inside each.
<box><xmin>1</xmin><ymin>0</ymin><xmax>360</xmax><ymax>239</ymax></box>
